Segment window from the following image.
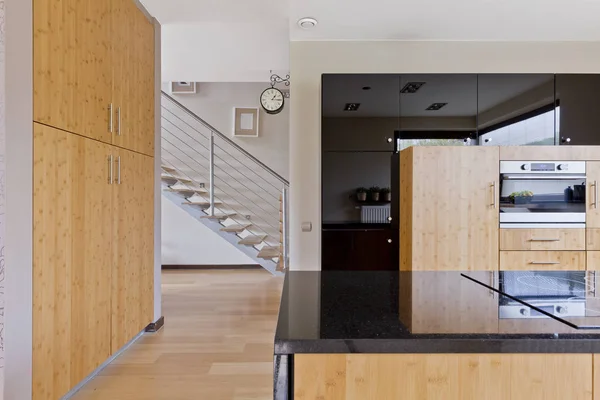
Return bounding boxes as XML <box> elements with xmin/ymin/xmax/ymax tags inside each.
<box><xmin>479</xmin><ymin>106</ymin><xmax>559</xmax><ymax>146</ymax></box>
<box><xmin>399</xmin><ymin>138</ymin><xmax>465</xmax><ymax>150</ymax></box>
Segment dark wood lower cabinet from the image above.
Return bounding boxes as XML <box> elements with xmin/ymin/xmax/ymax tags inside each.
<box><xmin>322</xmin><ymin>229</ymin><xmax>398</xmax><ymax>270</ymax></box>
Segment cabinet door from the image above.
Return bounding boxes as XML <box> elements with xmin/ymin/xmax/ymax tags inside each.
<box><xmin>33</xmin><ymin>124</ymin><xmax>112</xmax><ymax>400</ymax></box>
<box><xmin>112</xmin><ymin>147</ymin><xmax>154</xmax><ymax>352</ymax></box>
<box><xmin>587</xmin><ymin>162</ymin><xmax>600</xmax><ymax>228</ymax></box>
<box><xmin>34</xmin><ymin>0</ymin><xmax>113</xmax><ymax>143</ymax></box>
<box><xmin>409</xmin><ymin>147</ymin><xmax>499</xmax><ymax>270</ymax></box>
<box><xmin>111</xmin><ymin>0</ymin><xmax>155</xmax><ymax>156</ymax></box>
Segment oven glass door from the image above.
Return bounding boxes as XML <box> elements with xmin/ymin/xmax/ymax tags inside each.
<box><xmin>499</xmin><ymin>173</ymin><xmax>586</xmax><ymax>224</ymax></box>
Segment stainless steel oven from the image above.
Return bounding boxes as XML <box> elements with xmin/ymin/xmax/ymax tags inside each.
<box><xmin>499</xmin><ymin>271</ymin><xmax>589</xmax><ymax>319</ymax></box>
<box><xmin>499</xmin><ymin>161</ymin><xmax>586</xmax><ymax>228</ymax></box>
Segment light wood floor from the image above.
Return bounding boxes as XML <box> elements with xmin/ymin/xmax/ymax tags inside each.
<box><xmin>72</xmin><ymin>269</ymin><xmax>284</xmax><ymax>400</ymax></box>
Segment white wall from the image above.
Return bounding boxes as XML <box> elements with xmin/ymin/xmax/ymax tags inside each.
<box><xmin>162</xmin><ymin>199</ymin><xmax>255</xmax><ymax>265</ymax></box>
<box><xmin>161</xmin><ymin>23</ymin><xmax>289</xmax><ymax>83</ymax></box>
<box><xmin>4</xmin><ymin>0</ymin><xmax>33</xmax><ymax>397</ymax></box>
<box><xmin>290</xmin><ymin>41</ymin><xmax>600</xmax><ymax>271</ymax></box>
<box><xmin>163</xmin><ymin>82</ymin><xmax>290</xmax><ymax>179</ymax></box>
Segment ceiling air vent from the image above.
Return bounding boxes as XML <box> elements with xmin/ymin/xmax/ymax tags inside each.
<box><xmin>400</xmin><ymin>82</ymin><xmax>425</xmax><ymax>94</ymax></box>
<box><xmin>344</xmin><ymin>103</ymin><xmax>361</xmax><ymax>111</ymax></box>
<box><xmin>426</xmin><ymin>102</ymin><xmax>447</xmax><ymax>111</ymax></box>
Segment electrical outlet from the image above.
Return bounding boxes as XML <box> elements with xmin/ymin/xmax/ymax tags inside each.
<box><xmin>199</xmin><ymin>183</ymin><xmax>205</xmax><ymax>188</ymax></box>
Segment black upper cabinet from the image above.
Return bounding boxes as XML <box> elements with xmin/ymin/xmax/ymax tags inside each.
<box><xmin>477</xmin><ymin>74</ymin><xmax>556</xmax><ymax>145</ymax></box>
<box><xmin>555</xmin><ymin>74</ymin><xmax>600</xmax><ymax>145</ymax></box>
<box><xmin>398</xmin><ymin>74</ymin><xmax>477</xmax><ymax>146</ymax></box>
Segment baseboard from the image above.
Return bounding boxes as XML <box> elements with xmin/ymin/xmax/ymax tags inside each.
<box><xmin>162</xmin><ymin>264</ymin><xmax>262</xmax><ymax>270</ymax></box>
<box><xmin>145</xmin><ymin>316</ymin><xmax>165</xmax><ymax>332</ymax></box>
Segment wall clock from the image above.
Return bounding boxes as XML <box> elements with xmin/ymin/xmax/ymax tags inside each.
<box><xmin>260</xmin><ymin>87</ymin><xmax>285</xmax><ymax>115</ymax></box>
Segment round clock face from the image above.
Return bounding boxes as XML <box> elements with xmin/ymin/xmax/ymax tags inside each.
<box><xmin>260</xmin><ymin>88</ymin><xmax>284</xmax><ymax>114</ymax></box>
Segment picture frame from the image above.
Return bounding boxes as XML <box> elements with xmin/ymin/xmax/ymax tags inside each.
<box><xmin>233</xmin><ymin>107</ymin><xmax>259</xmax><ymax>137</ymax></box>
<box><xmin>170</xmin><ymin>82</ymin><xmax>197</xmax><ymax>94</ymax></box>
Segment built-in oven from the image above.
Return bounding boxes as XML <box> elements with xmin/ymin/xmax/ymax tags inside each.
<box><xmin>499</xmin><ymin>271</ymin><xmax>589</xmax><ymax>319</ymax></box>
<box><xmin>499</xmin><ymin>161</ymin><xmax>586</xmax><ymax>228</ymax></box>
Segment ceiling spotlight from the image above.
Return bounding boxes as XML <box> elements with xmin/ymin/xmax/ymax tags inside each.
<box><xmin>298</xmin><ymin>17</ymin><xmax>318</xmax><ymax>29</ymax></box>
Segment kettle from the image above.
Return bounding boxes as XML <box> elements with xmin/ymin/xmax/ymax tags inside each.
<box><xmin>573</xmin><ymin>182</ymin><xmax>586</xmax><ymax>202</ymax></box>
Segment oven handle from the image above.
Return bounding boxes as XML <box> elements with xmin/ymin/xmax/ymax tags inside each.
<box><xmin>502</xmin><ymin>175</ymin><xmax>587</xmax><ymax>180</ymax></box>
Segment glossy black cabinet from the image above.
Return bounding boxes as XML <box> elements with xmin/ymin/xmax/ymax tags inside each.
<box><xmin>556</xmin><ymin>74</ymin><xmax>600</xmax><ymax>145</ymax></box>
<box><xmin>322</xmin><ymin>228</ymin><xmax>398</xmax><ymax>271</ymax></box>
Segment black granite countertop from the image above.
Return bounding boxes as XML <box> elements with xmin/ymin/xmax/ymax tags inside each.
<box><xmin>275</xmin><ymin>270</ymin><xmax>600</xmax><ymax>354</ymax></box>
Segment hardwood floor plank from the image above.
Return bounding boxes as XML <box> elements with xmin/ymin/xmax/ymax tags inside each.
<box><xmin>72</xmin><ymin>270</ymin><xmax>283</xmax><ymax>400</ymax></box>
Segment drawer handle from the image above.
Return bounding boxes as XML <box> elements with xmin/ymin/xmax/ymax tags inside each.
<box><xmin>529</xmin><ymin>238</ymin><xmax>561</xmax><ymax>242</ymax></box>
<box><xmin>529</xmin><ymin>261</ymin><xmax>560</xmax><ymax>265</ymax></box>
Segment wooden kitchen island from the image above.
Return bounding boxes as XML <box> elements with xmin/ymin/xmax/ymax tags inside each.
<box><xmin>274</xmin><ymin>270</ymin><xmax>600</xmax><ymax>400</ymax></box>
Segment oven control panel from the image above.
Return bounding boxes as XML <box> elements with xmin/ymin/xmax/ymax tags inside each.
<box><xmin>501</xmin><ymin>161</ymin><xmax>586</xmax><ymax>174</ymax></box>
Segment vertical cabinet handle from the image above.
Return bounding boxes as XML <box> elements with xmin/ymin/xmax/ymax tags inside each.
<box><xmin>108</xmin><ymin>155</ymin><xmax>113</xmax><ymax>184</ymax></box>
<box><xmin>108</xmin><ymin>103</ymin><xmax>113</xmax><ymax>133</ymax></box>
<box><xmin>117</xmin><ymin>106</ymin><xmax>122</xmax><ymax>136</ymax></box>
<box><xmin>592</xmin><ymin>180</ymin><xmax>598</xmax><ymax>209</ymax></box>
<box><xmin>117</xmin><ymin>156</ymin><xmax>121</xmax><ymax>184</ymax></box>
<box><xmin>490</xmin><ymin>182</ymin><xmax>497</xmax><ymax>208</ymax></box>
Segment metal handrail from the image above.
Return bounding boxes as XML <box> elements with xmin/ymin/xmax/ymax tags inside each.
<box><xmin>162</xmin><ymin>91</ymin><xmax>289</xmax><ymax>186</ymax></box>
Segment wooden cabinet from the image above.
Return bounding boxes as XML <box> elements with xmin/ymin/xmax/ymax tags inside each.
<box><xmin>33</xmin><ymin>123</ymin><xmax>113</xmax><ymax>399</ymax></box>
<box><xmin>588</xmin><ymin>162</ymin><xmax>600</xmax><ymax>228</ymax></box>
<box><xmin>34</xmin><ymin>0</ymin><xmax>155</xmax><ymax>155</ymax></box>
<box><xmin>500</xmin><ymin>251</ymin><xmax>586</xmax><ymax>271</ymax></box>
<box><xmin>112</xmin><ymin>148</ymin><xmax>154</xmax><ymax>352</ymax></box>
<box><xmin>295</xmin><ymin>354</ymin><xmax>593</xmax><ymax>400</ymax></box>
<box><xmin>399</xmin><ymin>271</ymin><xmax>498</xmax><ymax>334</ymax></box>
<box><xmin>322</xmin><ymin>229</ymin><xmax>397</xmax><ymax>271</ymax></box>
<box><xmin>34</xmin><ymin>0</ymin><xmax>113</xmax><ymax>143</ymax></box>
<box><xmin>111</xmin><ymin>0</ymin><xmax>155</xmax><ymax>156</ymax></box>
<box><xmin>32</xmin><ymin>124</ymin><xmax>154</xmax><ymax>400</ymax></box>
<box><xmin>400</xmin><ymin>146</ymin><xmax>499</xmax><ymax>271</ymax></box>
<box><xmin>500</xmin><ymin>228</ymin><xmax>585</xmax><ymax>251</ymax></box>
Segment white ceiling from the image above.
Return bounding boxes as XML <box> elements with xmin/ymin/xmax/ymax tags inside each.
<box><xmin>322</xmin><ymin>74</ymin><xmax>554</xmax><ymax>118</ymax></box>
<box><xmin>140</xmin><ymin>0</ymin><xmax>288</xmax><ymax>24</ymax></box>
<box><xmin>291</xmin><ymin>0</ymin><xmax>600</xmax><ymax>41</ymax></box>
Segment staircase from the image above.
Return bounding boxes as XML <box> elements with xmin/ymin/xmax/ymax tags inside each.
<box><xmin>161</xmin><ymin>91</ymin><xmax>289</xmax><ymax>274</ymax></box>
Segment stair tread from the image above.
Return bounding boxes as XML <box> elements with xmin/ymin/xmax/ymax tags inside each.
<box><xmin>257</xmin><ymin>246</ymin><xmax>280</xmax><ymax>259</ymax></box>
<box><xmin>220</xmin><ymin>224</ymin><xmax>251</xmax><ymax>233</ymax></box>
<box><xmin>200</xmin><ymin>213</ymin><xmax>235</xmax><ymax>220</ymax></box>
<box><xmin>184</xmin><ymin>199</ymin><xmax>222</xmax><ymax>205</ymax></box>
<box><xmin>164</xmin><ymin>187</ymin><xmax>207</xmax><ymax>194</ymax></box>
<box><xmin>161</xmin><ymin>165</ymin><xmax>177</xmax><ymax>172</ymax></box>
<box><xmin>238</xmin><ymin>235</ymin><xmax>267</xmax><ymax>246</ymax></box>
<box><xmin>161</xmin><ymin>173</ymin><xmax>192</xmax><ymax>184</ymax></box>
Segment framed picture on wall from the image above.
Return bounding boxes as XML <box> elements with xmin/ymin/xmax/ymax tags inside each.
<box><xmin>233</xmin><ymin>107</ymin><xmax>259</xmax><ymax>137</ymax></box>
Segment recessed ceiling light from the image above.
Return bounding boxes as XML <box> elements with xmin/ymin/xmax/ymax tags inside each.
<box><xmin>400</xmin><ymin>82</ymin><xmax>426</xmax><ymax>94</ymax></box>
<box><xmin>362</xmin><ymin>86</ymin><xmax>371</xmax><ymax>91</ymax></box>
<box><xmin>298</xmin><ymin>17</ymin><xmax>318</xmax><ymax>29</ymax></box>
<box><xmin>426</xmin><ymin>103</ymin><xmax>448</xmax><ymax>111</ymax></box>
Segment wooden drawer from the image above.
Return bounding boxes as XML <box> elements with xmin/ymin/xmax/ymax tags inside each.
<box><xmin>587</xmin><ymin>229</ymin><xmax>600</xmax><ymax>250</ymax></box>
<box><xmin>500</xmin><ymin>229</ymin><xmax>585</xmax><ymax>251</ymax></box>
<box><xmin>500</xmin><ymin>251</ymin><xmax>586</xmax><ymax>270</ymax></box>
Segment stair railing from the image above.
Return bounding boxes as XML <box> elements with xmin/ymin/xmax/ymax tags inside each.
<box><xmin>161</xmin><ymin>91</ymin><xmax>290</xmax><ymax>269</ymax></box>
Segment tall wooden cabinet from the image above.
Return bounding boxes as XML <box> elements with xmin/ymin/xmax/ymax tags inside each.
<box><xmin>32</xmin><ymin>0</ymin><xmax>155</xmax><ymax>398</ymax></box>
<box><xmin>400</xmin><ymin>146</ymin><xmax>500</xmax><ymax>271</ymax></box>
<box><xmin>34</xmin><ymin>0</ymin><xmax>155</xmax><ymax>156</ymax></box>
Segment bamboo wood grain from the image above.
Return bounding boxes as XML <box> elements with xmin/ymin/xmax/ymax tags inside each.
<box><xmin>587</xmin><ymin>252</ymin><xmax>600</xmax><ymax>271</ymax></box>
<box><xmin>111</xmin><ymin>148</ymin><xmax>154</xmax><ymax>352</ymax></box>
<box><xmin>499</xmin><ymin>146</ymin><xmax>600</xmax><ymax>161</ymax></box>
<box><xmin>401</xmin><ymin>146</ymin><xmax>499</xmax><ymax>271</ymax></box>
<box><xmin>587</xmin><ymin>162</ymin><xmax>600</xmax><ymax>228</ymax></box>
<box><xmin>294</xmin><ymin>354</ymin><xmax>593</xmax><ymax>400</ymax></box>
<box><xmin>500</xmin><ymin>250</ymin><xmax>586</xmax><ymax>271</ymax></box>
<box><xmin>587</xmin><ymin>229</ymin><xmax>600</xmax><ymax>250</ymax></box>
<box><xmin>500</xmin><ymin>228</ymin><xmax>585</xmax><ymax>251</ymax></box>
<box><xmin>33</xmin><ymin>123</ymin><xmax>113</xmax><ymax>400</ymax></box>
<box><xmin>33</xmin><ymin>0</ymin><xmax>113</xmax><ymax>143</ymax></box>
